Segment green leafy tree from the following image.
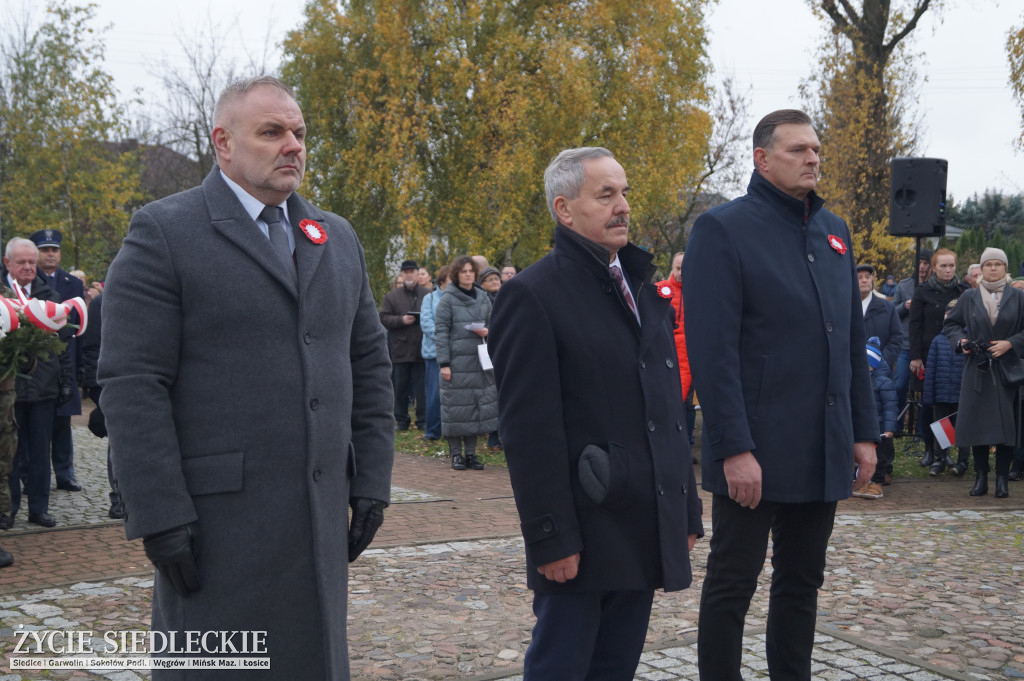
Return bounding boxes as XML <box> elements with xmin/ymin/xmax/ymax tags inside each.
<box><xmin>0</xmin><ymin>1</ymin><xmax>141</xmax><ymax>279</ymax></box>
<box><xmin>802</xmin><ymin>0</ymin><xmax>940</xmax><ymax>278</ymax></box>
<box><xmin>283</xmin><ymin>0</ymin><xmax>713</xmax><ymax>294</ymax></box>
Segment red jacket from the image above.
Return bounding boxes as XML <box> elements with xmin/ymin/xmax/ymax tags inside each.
<box><xmin>656</xmin><ymin>276</ymin><xmax>691</xmax><ymax>397</ymax></box>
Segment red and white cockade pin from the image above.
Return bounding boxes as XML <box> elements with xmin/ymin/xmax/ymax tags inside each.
<box><xmin>827</xmin><ymin>234</ymin><xmax>847</xmax><ymax>254</ymax></box>
<box><xmin>299</xmin><ymin>219</ymin><xmax>327</xmax><ymax>244</ymax></box>
<box><xmin>657</xmin><ymin>284</ymin><xmax>673</xmax><ymax>299</ymax></box>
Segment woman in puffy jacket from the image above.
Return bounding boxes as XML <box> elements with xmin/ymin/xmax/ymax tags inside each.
<box><xmin>435</xmin><ymin>256</ymin><xmax>499</xmax><ymax>470</ymax></box>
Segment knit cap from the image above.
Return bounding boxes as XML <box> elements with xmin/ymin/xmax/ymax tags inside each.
<box><xmin>866</xmin><ymin>337</ymin><xmax>882</xmax><ymax>369</ymax></box>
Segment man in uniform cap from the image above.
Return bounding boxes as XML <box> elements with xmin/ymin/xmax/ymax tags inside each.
<box><xmin>29</xmin><ymin>229</ymin><xmax>85</xmax><ymax>492</ymax></box>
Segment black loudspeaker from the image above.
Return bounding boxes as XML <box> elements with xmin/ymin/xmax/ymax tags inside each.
<box><xmin>889</xmin><ymin>157</ymin><xmax>948</xmax><ymax>237</ymax></box>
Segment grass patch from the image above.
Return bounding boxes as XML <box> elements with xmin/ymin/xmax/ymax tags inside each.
<box><xmin>393</xmin><ymin>425</ymin><xmax>508</xmax><ymax>468</ymax></box>
<box><xmin>891</xmin><ymin>435</ymin><xmax>968</xmax><ymax>480</ymax></box>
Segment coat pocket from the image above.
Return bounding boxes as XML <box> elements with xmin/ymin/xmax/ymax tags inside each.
<box><xmin>577</xmin><ymin>441</ymin><xmax>631</xmax><ymax>509</ymax></box>
<box><xmin>182</xmin><ymin>451</ymin><xmax>244</xmax><ymax>496</ymax></box>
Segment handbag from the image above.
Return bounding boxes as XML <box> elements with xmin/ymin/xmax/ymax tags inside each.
<box><xmin>477</xmin><ymin>340</ymin><xmax>493</xmax><ymax>371</ymax></box>
<box><xmin>994</xmin><ymin>352</ymin><xmax>1024</xmax><ymax>387</ymax></box>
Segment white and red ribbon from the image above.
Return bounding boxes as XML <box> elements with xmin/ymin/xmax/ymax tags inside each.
<box><xmin>9</xmin><ymin>284</ymin><xmax>88</xmax><ymax>337</ymax></box>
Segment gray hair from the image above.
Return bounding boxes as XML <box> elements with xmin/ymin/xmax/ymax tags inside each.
<box><xmin>5</xmin><ymin>237</ymin><xmax>37</xmax><ymax>259</ymax></box>
<box><xmin>213</xmin><ymin>75</ymin><xmax>296</xmax><ymax>127</ymax></box>
<box><xmin>968</xmin><ymin>263</ymin><xmax>981</xmax><ymax>273</ymax></box>
<box><xmin>543</xmin><ymin>147</ymin><xmax>615</xmax><ymax>224</ymax></box>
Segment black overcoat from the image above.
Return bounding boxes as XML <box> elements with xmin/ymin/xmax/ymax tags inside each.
<box><xmin>683</xmin><ymin>171</ymin><xmax>877</xmax><ymax>503</ymax></box>
<box><xmin>489</xmin><ymin>226</ymin><xmax>703</xmax><ymax>594</ymax></box>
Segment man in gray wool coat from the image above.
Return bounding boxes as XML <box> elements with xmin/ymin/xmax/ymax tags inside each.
<box><xmin>98</xmin><ymin>76</ymin><xmax>395</xmax><ymax>680</ymax></box>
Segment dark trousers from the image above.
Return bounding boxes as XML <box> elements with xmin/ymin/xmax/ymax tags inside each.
<box><xmin>10</xmin><ymin>399</ymin><xmax>56</xmax><ymax>516</ymax></box>
<box><xmin>392</xmin><ymin>361</ymin><xmax>425</xmax><ymax>429</ymax></box>
<box><xmin>698</xmin><ymin>494</ymin><xmax>837</xmax><ymax>681</ymax></box>
<box><xmin>973</xmin><ymin>444</ymin><xmax>1013</xmax><ymax>476</ymax></box>
<box><xmin>871</xmin><ymin>436</ymin><xmax>895</xmax><ymax>483</ymax></box>
<box><xmin>51</xmin><ymin>414</ymin><xmax>76</xmax><ymax>484</ymax></box>
<box><xmin>524</xmin><ymin>589</ymin><xmax>654</xmax><ymax>681</ymax></box>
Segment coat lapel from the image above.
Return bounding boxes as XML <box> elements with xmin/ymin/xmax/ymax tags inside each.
<box><xmin>287</xmin><ymin>194</ymin><xmax>328</xmax><ymax>299</ymax></box>
<box><xmin>203</xmin><ymin>169</ymin><xmax>299</xmax><ymax>298</ymax></box>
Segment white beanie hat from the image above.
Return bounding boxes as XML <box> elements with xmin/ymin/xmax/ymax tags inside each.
<box><xmin>980</xmin><ymin>247</ymin><xmax>1008</xmax><ymax>267</ymax></box>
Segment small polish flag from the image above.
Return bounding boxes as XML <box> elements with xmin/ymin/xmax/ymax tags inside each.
<box><xmin>930</xmin><ymin>413</ymin><xmax>957</xmax><ymax>450</ymax></box>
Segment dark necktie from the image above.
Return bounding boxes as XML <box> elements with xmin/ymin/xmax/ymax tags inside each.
<box><xmin>259</xmin><ymin>205</ymin><xmax>296</xmax><ymax>281</ymax></box>
<box><xmin>609</xmin><ymin>264</ymin><xmax>638</xmax><ymax>320</ymax></box>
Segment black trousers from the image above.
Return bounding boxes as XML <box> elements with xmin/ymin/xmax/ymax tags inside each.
<box><xmin>10</xmin><ymin>399</ymin><xmax>56</xmax><ymax>516</ymax></box>
<box><xmin>51</xmin><ymin>414</ymin><xmax>76</xmax><ymax>485</ymax></box>
<box><xmin>973</xmin><ymin>444</ymin><xmax>1013</xmax><ymax>476</ymax></box>
<box><xmin>392</xmin><ymin>361</ymin><xmax>425</xmax><ymax>429</ymax></box>
<box><xmin>698</xmin><ymin>494</ymin><xmax>837</xmax><ymax>681</ymax></box>
<box><xmin>524</xmin><ymin>589</ymin><xmax>654</xmax><ymax>681</ymax></box>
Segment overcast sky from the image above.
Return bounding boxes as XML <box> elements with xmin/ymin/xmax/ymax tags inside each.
<box><xmin>8</xmin><ymin>0</ymin><xmax>1024</xmax><ymax>203</ymax></box>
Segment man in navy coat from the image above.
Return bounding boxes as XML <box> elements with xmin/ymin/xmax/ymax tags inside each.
<box><xmin>858</xmin><ymin>263</ymin><xmax>902</xmax><ymax>371</ymax></box>
<box><xmin>30</xmin><ymin>229</ymin><xmax>84</xmax><ymax>492</ymax></box>
<box><xmin>683</xmin><ymin>110</ymin><xmax>877</xmax><ymax>681</ymax></box>
<box><xmin>490</xmin><ymin>147</ymin><xmax>702</xmax><ymax>680</ymax></box>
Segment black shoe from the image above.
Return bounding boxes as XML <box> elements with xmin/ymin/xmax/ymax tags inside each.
<box><xmin>28</xmin><ymin>512</ymin><xmax>56</xmax><ymax>527</ymax></box>
<box><xmin>929</xmin><ymin>461</ymin><xmax>946</xmax><ymax>476</ymax></box>
<box><xmin>970</xmin><ymin>472</ymin><xmax>988</xmax><ymax>497</ymax></box>
<box><xmin>465</xmin><ymin>455</ymin><xmax>484</xmax><ymax>470</ymax></box>
<box><xmin>0</xmin><ymin>546</ymin><xmax>11</xmax><ymax>568</ymax></box>
<box><xmin>421</xmin><ymin>435</ymin><xmax>439</xmax><ymax>441</ymax></box>
<box><xmin>1009</xmin><ymin>469</ymin><xmax>1022</xmax><ymax>481</ymax></box>
<box><xmin>451</xmin><ymin>454</ymin><xmax>466</xmax><ymax>470</ymax></box>
<box><xmin>951</xmin><ymin>462</ymin><xmax>969</xmax><ymax>477</ymax></box>
<box><xmin>0</xmin><ymin>514</ymin><xmax>12</xmax><ymax>530</ymax></box>
<box><xmin>108</xmin><ymin>502</ymin><xmax>125</xmax><ymax>519</ymax></box>
<box><xmin>919</xmin><ymin>450</ymin><xmax>934</xmax><ymax>467</ymax></box>
<box><xmin>56</xmin><ymin>479</ymin><xmax>82</xmax><ymax>492</ymax></box>
<box><xmin>944</xmin><ymin>453</ymin><xmax>956</xmax><ymax>467</ymax></box>
<box><xmin>996</xmin><ymin>475</ymin><xmax>1010</xmax><ymax>498</ymax></box>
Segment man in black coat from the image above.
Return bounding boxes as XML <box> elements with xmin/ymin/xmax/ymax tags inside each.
<box><xmin>490</xmin><ymin>147</ymin><xmax>702</xmax><ymax>680</ymax></box>
<box><xmin>683</xmin><ymin>110</ymin><xmax>877</xmax><ymax>681</ymax></box>
<box><xmin>30</xmin><ymin>228</ymin><xmax>85</xmax><ymax>492</ymax></box>
<box><xmin>858</xmin><ymin>263</ymin><xmax>902</xmax><ymax>371</ymax></box>
<box><xmin>3</xmin><ymin>237</ymin><xmax>74</xmax><ymax>528</ymax></box>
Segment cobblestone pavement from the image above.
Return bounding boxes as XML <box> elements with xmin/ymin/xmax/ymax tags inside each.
<box><xmin>2</xmin><ymin>425</ymin><xmax>1024</xmax><ymax>680</ymax></box>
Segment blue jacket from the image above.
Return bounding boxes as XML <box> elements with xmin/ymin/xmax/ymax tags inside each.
<box><xmin>922</xmin><ymin>332</ymin><xmax>963</xmax><ymax>406</ymax></box>
<box><xmin>683</xmin><ymin>170</ymin><xmax>878</xmax><ymax>503</ymax></box>
<box><xmin>871</xmin><ymin>360</ymin><xmax>898</xmax><ymax>434</ymax></box>
<box><xmin>420</xmin><ymin>287</ymin><xmax>444</xmax><ymax>360</ymax></box>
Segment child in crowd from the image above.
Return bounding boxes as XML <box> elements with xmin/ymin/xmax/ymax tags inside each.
<box><xmin>854</xmin><ymin>337</ymin><xmax>898</xmax><ymax>499</ymax></box>
<box><xmin>922</xmin><ymin>299</ymin><xmax>966</xmax><ymax>476</ymax></box>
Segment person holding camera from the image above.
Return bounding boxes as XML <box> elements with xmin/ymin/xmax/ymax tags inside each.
<box><xmin>943</xmin><ymin>247</ymin><xmax>1024</xmax><ymax>498</ymax></box>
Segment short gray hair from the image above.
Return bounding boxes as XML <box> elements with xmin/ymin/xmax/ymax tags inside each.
<box><xmin>543</xmin><ymin>147</ymin><xmax>615</xmax><ymax>224</ymax></box>
<box><xmin>213</xmin><ymin>76</ymin><xmax>296</xmax><ymax>127</ymax></box>
<box><xmin>752</xmin><ymin>109</ymin><xmax>813</xmax><ymax>153</ymax></box>
<box><xmin>5</xmin><ymin>237</ymin><xmax>37</xmax><ymax>259</ymax></box>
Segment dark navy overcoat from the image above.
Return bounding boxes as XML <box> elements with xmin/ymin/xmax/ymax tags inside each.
<box><xmin>490</xmin><ymin>226</ymin><xmax>703</xmax><ymax>593</ymax></box>
<box><xmin>683</xmin><ymin>171</ymin><xmax>877</xmax><ymax>503</ymax></box>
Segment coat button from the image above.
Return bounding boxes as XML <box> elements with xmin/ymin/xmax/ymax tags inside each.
<box><xmin>303</xmin><ymin>331</ymin><xmax>312</xmax><ymax>344</ymax></box>
<box><xmin>310</xmin><ymin>397</ymin><xmax>320</xmax><ymax>410</ymax></box>
<box><xmin>647</xmin><ymin>420</ymin><xmax>656</xmax><ymax>431</ymax></box>
<box><xmin>825</xmin><ymin>322</ymin><xmax>833</xmax><ymax>332</ymax></box>
<box><xmin>640</xmin><ymin>360</ymin><xmax>646</xmax><ymax>369</ymax></box>
<box><xmin>827</xmin><ymin>394</ymin><xmax>835</xmax><ymax>406</ymax></box>
<box><xmin>542</xmin><ymin>520</ymin><xmax>553</xmax><ymax>532</ymax></box>
<box><xmin>666</xmin><ymin>358</ymin><xmax>674</xmax><ymax>368</ymax></box>
<box><xmin>807</xmin><ymin>253</ymin><xmax>816</xmax><ymax>262</ymax></box>
<box><xmin>313</xmin><ymin>468</ymin><xmax>322</xmax><ymax>481</ymax></box>
<box><xmin>676</xmin><ymin>421</ymin><xmax>684</xmax><ymax>431</ymax></box>
<box><xmin>658</xmin><ymin>484</ymin><xmax>665</xmax><ymax>495</ymax></box>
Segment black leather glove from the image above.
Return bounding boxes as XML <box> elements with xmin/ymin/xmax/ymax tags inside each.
<box><xmin>57</xmin><ymin>375</ymin><xmax>74</xmax><ymax>406</ymax></box>
<box><xmin>143</xmin><ymin>523</ymin><xmax>201</xmax><ymax>597</ymax></box>
<box><xmin>348</xmin><ymin>497</ymin><xmax>385</xmax><ymax>562</ymax></box>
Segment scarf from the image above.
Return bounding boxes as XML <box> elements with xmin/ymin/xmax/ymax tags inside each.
<box><xmin>927</xmin><ymin>272</ymin><xmax>959</xmax><ymax>291</ymax></box>
<box><xmin>979</xmin><ymin>277</ymin><xmax>1006</xmax><ymax>326</ymax></box>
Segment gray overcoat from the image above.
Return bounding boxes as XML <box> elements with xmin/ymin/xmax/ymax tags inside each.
<box><xmin>98</xmin><ymin>169</ymin><xmax>394</xmax><ymax>680</ymax></box>
<box><xmin>944</xmin><ymin>285</ymin><xmax>1024</xmax><ymax>448</ymax></box>
<box><xmin>435</xmin><ymin>284</ymin><xmax>498</xmax><ymax>437</ymax></box>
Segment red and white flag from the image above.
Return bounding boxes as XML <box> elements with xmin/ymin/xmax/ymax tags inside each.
<box><xmin>930</xmin><ymin>413</ymin><xmax>957</xmax><ymax>450</ymax></box>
